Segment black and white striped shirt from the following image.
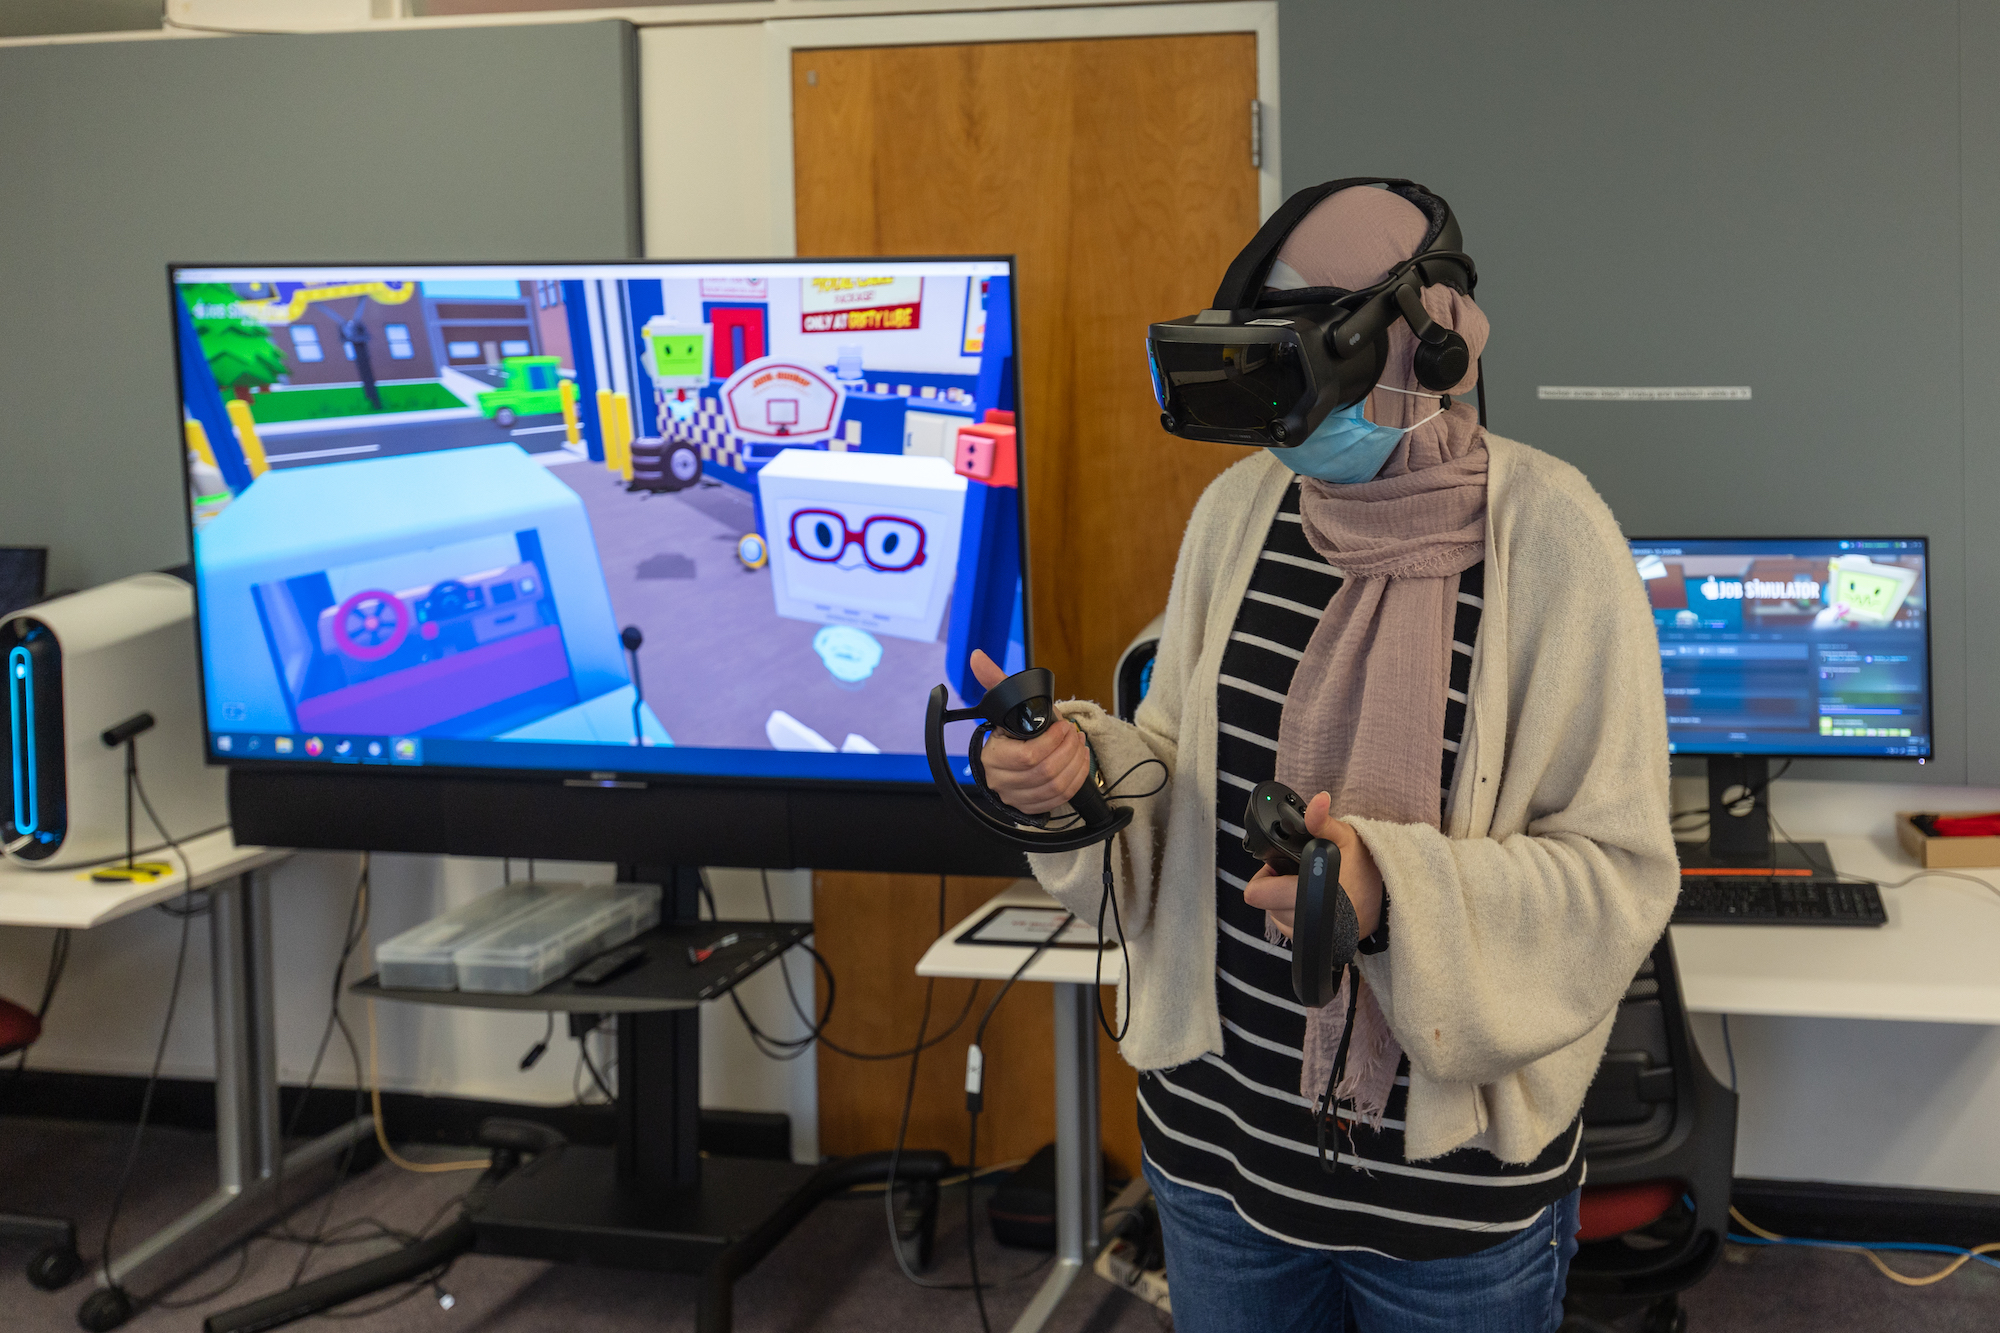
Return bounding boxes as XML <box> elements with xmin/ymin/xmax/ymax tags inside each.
<box><xmin>1138</xmin><ymin>479</ymin><xmax>1583</xmax><ymax>1260</ymax></box>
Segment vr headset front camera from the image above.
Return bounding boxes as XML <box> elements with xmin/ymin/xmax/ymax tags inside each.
<box><xmin>1147</xmin><ymin>178</ymin><xmax>1479</xmax><ymax>449</ymax></box>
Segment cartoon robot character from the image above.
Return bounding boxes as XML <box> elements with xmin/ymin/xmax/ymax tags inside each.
<box><xmin>638</xmin><ymin>315</ymin><xmax>711</xmax><ymax>426</ymax></box>
<box><xmin>756</xmin><ymin>449</ymin><xmax>967</xmax><ymax>643</ymax></box>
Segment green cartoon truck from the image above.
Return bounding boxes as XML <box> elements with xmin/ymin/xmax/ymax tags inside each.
<box><xmin>477</xmin><ymin>356</ymin><xmax>568</xmax><ymax>427</ymax></box>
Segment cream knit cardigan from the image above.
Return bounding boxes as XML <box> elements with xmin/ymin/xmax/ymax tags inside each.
<box><xmin>1027</xmin><ymin>435</ymin><xmax>1678</xmax><ymax>1165</ymax></box>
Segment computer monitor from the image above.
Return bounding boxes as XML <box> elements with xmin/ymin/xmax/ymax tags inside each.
<box><xmin>0</xmin><ymin>547</ymin><xmax>48</xmax><ymax>618</ymax></box>
<box><xmin>170</xmin><ymin>260</ymin><xmax>1028</xmax><ymax>872</ymax></box>
<box><xmin>1628</xmin><ymin>536</ymin><xmax>1931</xmax><ymax>866</ymax></box>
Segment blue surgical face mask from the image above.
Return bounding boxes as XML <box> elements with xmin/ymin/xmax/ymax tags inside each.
<box><xmin>1266</xmin><ymin>386</ymin><xmax>1445</xmax><ymax>483</ymax></box>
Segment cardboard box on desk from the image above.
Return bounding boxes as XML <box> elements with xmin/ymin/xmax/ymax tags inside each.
<box><xmin>1896</xmin><ymin>811</ymin><xmax>2000</xmax><ymax>867</ymax></box>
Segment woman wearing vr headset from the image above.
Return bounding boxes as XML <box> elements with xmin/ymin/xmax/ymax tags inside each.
<box><xmin>970</xmin><ymin>181</ymin><xmax>1677</xmax><ymax>1332</ymax></box>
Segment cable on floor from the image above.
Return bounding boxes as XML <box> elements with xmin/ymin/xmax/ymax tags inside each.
<box><xmin>1728</xmin><ymin>1207</ymin><xmax>2000</xmax><ymax>1286</ymax></box>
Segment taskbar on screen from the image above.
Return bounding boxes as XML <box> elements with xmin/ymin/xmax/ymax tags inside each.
<box><xmin>1667</xmin><ymin>736</ymin><xmax>1931</xmax><ymax>759</ymax></box>
<box><xmin>206</xmin><ymin>732</ymin><xmax>965</xmax><ymax>784</ymax></box>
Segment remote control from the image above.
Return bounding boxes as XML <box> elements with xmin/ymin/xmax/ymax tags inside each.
<box><xmin>571</xmin><ymin>943</ymin><xmax>648</xmax><ymax>987</ymax></box>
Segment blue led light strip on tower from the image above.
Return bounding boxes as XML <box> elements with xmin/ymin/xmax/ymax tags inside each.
<box><xmin>8</xmin><ymin>645</ymin><xmax>35</xmax><ymax>836</ymax></box>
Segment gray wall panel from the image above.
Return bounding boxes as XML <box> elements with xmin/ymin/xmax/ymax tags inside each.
<box><xmin>1962</xmin><ymin>2</ymin><xmax>2000</xmax><ymax>786</ymax></box>
<box><xmin>1279</xmin><ymin>1</ymin><xmax>1969</xmax><ymax>784</ymax></box>
<box><xmin>0</xmin><ymin>22</ymin><xmax>639</xmax><ymax>595</ymax></box>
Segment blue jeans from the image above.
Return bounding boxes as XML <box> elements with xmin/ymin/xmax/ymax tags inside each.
<box><xmin>1142</xmin><ymin>1158</ymin><xmax>1580</xmax><ymax>1333</ymax></box>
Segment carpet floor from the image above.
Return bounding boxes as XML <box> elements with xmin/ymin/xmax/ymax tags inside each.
<box><xmin>2</xmin><ymin>1119</ymin><xmax>1994</xmax><ymax>1331</ymax></box>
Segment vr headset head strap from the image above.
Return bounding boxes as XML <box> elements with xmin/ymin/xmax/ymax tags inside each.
<box><xmin>1211</xmin><ymin>178</ymin><xmax>1466</xmax><ymax>310</ymax></box>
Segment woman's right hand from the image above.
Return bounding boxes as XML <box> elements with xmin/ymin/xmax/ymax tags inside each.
<box><xmin>968</xmin><ymin>649</ymin><xmax>1092</xmax><ymax>815</ymax></box>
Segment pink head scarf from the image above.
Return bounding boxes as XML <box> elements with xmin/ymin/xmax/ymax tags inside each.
<box><xmin>1260</xmin><ymin>186</ymin><xmax>1494</xmax><ymax>1123</ymax></box>
<box><xmin>1269</xmin><ymin>185</ymin><xmax>1491</xmax><ymax>474</ymax></box>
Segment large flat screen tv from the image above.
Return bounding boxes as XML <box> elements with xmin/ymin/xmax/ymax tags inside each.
<box><xmin>172</xmin><ymin>260</ymin><xmax>1029</xmax><ymax>871</ymax></box>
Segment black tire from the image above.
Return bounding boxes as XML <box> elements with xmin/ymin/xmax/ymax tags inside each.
<box><xmin>76</xmin><ymin>1286</ymin><xmax>134</xmax><ymax>1332</ymax></box>
<box><xmin>26</xmin><ymin>1244</ymin><xmax>84</xmax><ymax>1291</ymax></box>
<box><xmin>495</xmin><ymin>407</ymin><xmax>517</xmax><ymax>428</ymax></box>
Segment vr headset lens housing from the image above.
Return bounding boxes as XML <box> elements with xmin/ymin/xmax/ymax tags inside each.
<box><xmin>1148</xmin><ymin>320</ymin><xmax>1328</xmax><ymax>443</ymax></box>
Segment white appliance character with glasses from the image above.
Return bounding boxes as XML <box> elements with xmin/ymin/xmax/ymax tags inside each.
<box><xmin>756</xmin><ymin>449</ymin><xmax>968</xmax><ymax>643</ymax></box>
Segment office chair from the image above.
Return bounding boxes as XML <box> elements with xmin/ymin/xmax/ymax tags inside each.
<box><xmin>0</xmin><ymin>995</ymin><xmax>88</xmax><ymax>1290</ymax></box>
<box><xmin>1560</xmin><ymin>932</ymin><xmax>1738</xmax><ymax>1333</ymax></box>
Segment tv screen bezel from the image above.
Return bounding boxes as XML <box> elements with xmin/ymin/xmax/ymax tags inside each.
<box><xmin>1627</xmin><ymin>533</ymin><xmax>1935</xmax><ymax>762</ymax></box>
<box><xmin>169</xmin><ymin>255</ymin><xmax>1027</xmax><ymax>800</ymax></box>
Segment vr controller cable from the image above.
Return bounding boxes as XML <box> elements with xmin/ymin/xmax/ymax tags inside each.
<box><xmin>1075</xmin><ymin>753</ymin><xmax>1162</xmax><ymax>1045</ymax></box>
<box><xmin>1313</xmin><ymin>964</ymin><xmax>1362</xmax><ymax>1174</ymax></box>
<box><xmin>1095</xmin><ymin>840</ymin><xmax>1131</xmax><ymax>1044</ymax></box>
<box><xmin>963</xmin><ymin>915</ymin><xmax>1071</xmax><ymax>1333</ymax></box>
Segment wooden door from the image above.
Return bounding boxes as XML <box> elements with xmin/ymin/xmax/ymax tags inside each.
<box><xmin>795</xmin><ymin>34</ymin><xmax>1260</xmax><ymax>1178</ymax></box>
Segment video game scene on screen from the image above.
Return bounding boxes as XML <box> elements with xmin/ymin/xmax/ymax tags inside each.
<box><xmin>174</xmin><ymin>263</ymin><xmax>1024</xmax><ymax>781</ymax></box>
<box><xmin>1630</xmin><ymin>537</ymin><xmax>1931</xmax><ymax>758</ymax></box>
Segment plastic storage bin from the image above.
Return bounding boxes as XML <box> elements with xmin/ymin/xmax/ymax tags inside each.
<box><xmin>453</xmin><ymin>882</ymin><xmax>661</xmax><ymax>995</ymax></box>
<box><xmin>374</xmin><ymin>882</ymin><xmax>558</xmax><ymax>990</ymax></box>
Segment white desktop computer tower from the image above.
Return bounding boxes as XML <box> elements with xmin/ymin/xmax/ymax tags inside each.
<box><xmin>2</xmin><ymin>573</ymin><xmax>228</xmax><ymax>869</ymax></box>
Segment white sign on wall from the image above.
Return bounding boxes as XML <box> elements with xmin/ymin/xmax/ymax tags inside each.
<box><xmin>701</xmin><ymin>277</ymin><xmax>768</xmax><ymax>300</ymax></box>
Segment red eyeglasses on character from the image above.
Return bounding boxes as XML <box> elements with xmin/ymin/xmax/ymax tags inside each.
<box><xmin>786</xmin><ymin>509</ymin><xmax>927</xmax><ymax>572</ymax></box>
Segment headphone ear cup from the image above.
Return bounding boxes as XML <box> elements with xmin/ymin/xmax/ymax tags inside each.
<box><xmin>1412</xmin><ymin>330</ymin><xmax>1470</xmax><ymax>392</ymax></box>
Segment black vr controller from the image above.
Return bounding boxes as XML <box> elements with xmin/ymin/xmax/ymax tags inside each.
<box><xmin>925</xmin><ymin>668</ymin><xmax>1134</xmax><ymax>851</ymax></box>
<box><xmin>1242</xmin><ymin>782</ymin><xmax>1359</xmax><ymax>1009</ymax></box>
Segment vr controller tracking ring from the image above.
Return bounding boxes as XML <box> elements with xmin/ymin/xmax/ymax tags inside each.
<box><xmin>924</xmin><ymin>668</ymin><xmax>1133</xmax><ymax>853</ymax></box>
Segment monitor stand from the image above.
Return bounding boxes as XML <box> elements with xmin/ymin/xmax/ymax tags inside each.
<box><xmin>1679</xmin><ymin>755</ymin><xmax>1835</xmax><ymax>877</ymax></box>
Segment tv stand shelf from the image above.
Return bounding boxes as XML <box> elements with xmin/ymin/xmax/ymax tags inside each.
<box><xmin>352</xmin><ymin>918</ymin><xmax>810</xmax><ymax>1012</ymax></box>
<box><xmin>350</xmin><ymin>880</ymin><xmax>830</xmax><ymax>1333</ymax></box>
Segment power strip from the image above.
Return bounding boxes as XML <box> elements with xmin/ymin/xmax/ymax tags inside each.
<box><xmin>1092</xmin><ymin>1177</ymin><xmax>1170</xmax><ymax>1314</ymax></box>
<box><xmin>1094</xmin><ymin>1237</ymin><xmax>1170</xmax><ymax>1313</ymax></box>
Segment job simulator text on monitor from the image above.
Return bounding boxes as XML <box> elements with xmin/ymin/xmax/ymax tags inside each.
<box><xmin>172</xmin><ymin>261</ymin><xmax>1024</xmax><ymax>786</ymax></box>
<box><xmin>1628</xmin><ymin>537</ymin><xmax>1931</xmax><ymax>759</ymax></box>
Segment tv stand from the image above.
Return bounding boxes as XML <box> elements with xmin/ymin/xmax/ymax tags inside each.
<box><xmin>211</xmin><ymin>866</ymin><xmax>949</xmax><ymax>1333</ymax></box>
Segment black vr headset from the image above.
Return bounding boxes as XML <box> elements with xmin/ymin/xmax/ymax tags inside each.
<box><xmin>1147</xmin><ymin>178</ymin><xmax>1479</xmax><ymax>449</ymax></box>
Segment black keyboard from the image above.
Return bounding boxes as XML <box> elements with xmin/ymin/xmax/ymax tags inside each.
<box><xmin>1672</xmin><ymin>876</ymin><xmax>1886</xmax><ymax>926</ymax></box>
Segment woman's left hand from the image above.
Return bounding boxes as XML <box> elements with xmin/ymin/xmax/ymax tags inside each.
<box><xmin>1243</xmin><ymin>791</ymin><xmax>1385</xmax><ymax>939</ymax></box>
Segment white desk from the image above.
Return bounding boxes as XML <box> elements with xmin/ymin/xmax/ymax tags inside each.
<box><xmin>918</xmin><ymin>880</ymin><xmax>1120</xmax><ymax>1333</ymax></box>
<box><xmin>1671</xmin><ymin>835</ymin><xmax>2000</xmax><ymax>1026</ymax></box>
<box><xmin>0</xmin><ymin>834</ymin><xmax>370</xmax><ymax>1322</ymax></box>
<box><xmin>0</xmin><ymin>829</ymin><xmax>289</xmax><ymax>928</ymax></box>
